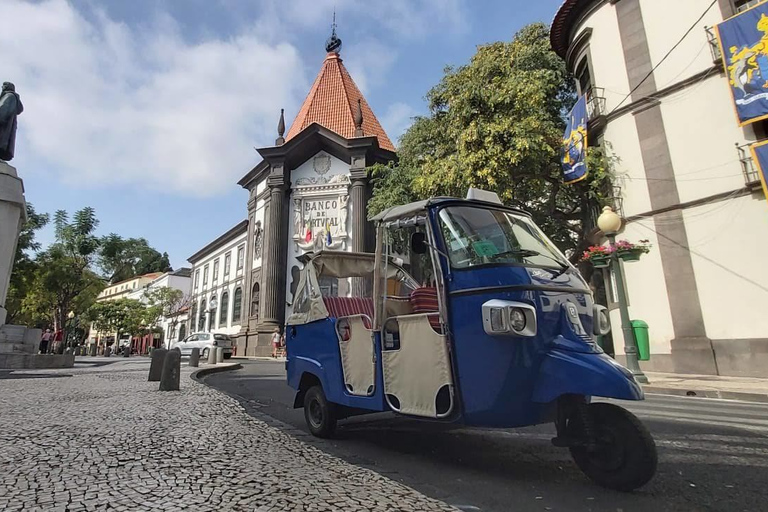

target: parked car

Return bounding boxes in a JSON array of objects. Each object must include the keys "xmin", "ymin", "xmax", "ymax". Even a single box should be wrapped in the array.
[{"xmin": 171, "ymin": 332, "xmax": 233, "ymax": 359}]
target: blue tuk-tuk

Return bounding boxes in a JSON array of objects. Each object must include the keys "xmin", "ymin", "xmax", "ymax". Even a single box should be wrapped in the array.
[{"xmin": 286, "ymin": 190, "xmax": 657, "ymax": 491}]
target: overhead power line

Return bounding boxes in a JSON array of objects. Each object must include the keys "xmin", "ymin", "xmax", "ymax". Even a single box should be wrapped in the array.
[{"xmin": 608, "ymin": 0, "xmax": 718, "ymax": 115}]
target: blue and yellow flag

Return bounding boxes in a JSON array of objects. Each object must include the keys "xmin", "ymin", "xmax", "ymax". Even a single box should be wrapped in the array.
[
  {"xmin": 562, "ymin": 95, "xmax": 588, "ymax": 184},
  {"xmin": 716, "ymin": 2, "xmax": 768, "ymax": 126},
  {"xmin": 749, "ymin": 139, "xmax": 768, "ymax": 200}
]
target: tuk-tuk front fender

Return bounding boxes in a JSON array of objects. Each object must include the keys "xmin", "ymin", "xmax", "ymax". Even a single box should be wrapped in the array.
[{"xmin": 532, "ymin": 346, "xmax": 644, "ymax": 404}]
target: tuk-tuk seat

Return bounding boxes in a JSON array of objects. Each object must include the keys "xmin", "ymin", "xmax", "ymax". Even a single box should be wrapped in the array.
[
  {"xmin": 323, "ymin": 296, "xmax": 374, "ymax": 327},
  {"xmin": 409, "ymin": 287, "xmax": 442, "ymax": 332}
]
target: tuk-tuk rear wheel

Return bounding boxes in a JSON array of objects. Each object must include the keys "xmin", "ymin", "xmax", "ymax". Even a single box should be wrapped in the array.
[
  {"xmin": 303, "ymin": 385, "xmax": 337, "ymax": 438},
  {"xmin": 568, "ymin": 402, "xmax": 657, "ymax": 492}
]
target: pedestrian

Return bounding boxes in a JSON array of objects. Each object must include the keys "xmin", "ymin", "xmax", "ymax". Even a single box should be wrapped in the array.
[
  {"xmin": 271, "ymin": 327, "xmax": 281, "ymax": 358},
  {"xmin": 52, "ymin": 329, "xmax": 63, "ymax": 354},
  {"xmin": 279, "ymin": 330, "xmax": 286, "ymax": 358},
  {"xmin": 39, "ymin": 329, "xmax": 52, "ymax": 354}
]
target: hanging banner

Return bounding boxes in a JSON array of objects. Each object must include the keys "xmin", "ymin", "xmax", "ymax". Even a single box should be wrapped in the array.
[
  {"xmin": 715, "ymin": 2, "xmax": 768, "ymax": 126},
  {"xmin": 562, "ymin": 95, "xmax": 588, "ymax": 184},
  {"xmin": 749, "ymin": 139, "xmax": 768, "ymax": 199}
]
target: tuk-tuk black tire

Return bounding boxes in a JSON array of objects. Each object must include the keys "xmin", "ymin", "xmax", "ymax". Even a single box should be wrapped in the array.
[
  {"xmin": 568, "ymin": 402, "xmax": 657, "ymax": 492},
  {"xmin": 303, "ymin": 385, "xmax": 337, "ymax": 438}
]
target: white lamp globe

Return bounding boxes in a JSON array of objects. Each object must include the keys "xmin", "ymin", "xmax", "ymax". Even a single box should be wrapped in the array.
[{"xmin": 597, "ymin": 206, "xmax": 622, "ymax": 234}]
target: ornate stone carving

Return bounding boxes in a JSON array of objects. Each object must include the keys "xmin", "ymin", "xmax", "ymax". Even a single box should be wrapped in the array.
[
  {"xmin": 253, "ymin": 221, "xmax": 263, "ymax": 258},
  {"xmin": 313, "ymin": 154, "xmax": 331, "ymax": 176}
]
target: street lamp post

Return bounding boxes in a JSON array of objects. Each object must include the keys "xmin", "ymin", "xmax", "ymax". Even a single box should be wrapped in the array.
[{"xmin": 597, "ymin": 206, "xmax": 649, "ymax": 384}]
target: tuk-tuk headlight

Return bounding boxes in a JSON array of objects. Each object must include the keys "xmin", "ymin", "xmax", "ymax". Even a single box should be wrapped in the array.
[
  {"xmin": 509, "ymin": 308, "xmax": 527, "ymax": 332},
  {"xmin": 593, "ymin": 305, "xmax": 611, "ymax": 335},
  {"xmin": 482, "ymin": 300, "xmax": 536, "ymax": 337}
]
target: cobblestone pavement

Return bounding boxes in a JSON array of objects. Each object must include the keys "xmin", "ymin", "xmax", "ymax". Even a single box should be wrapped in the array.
[{"xmin": 0, "ymin": 361, "xmax": 457, "ymax": 511}]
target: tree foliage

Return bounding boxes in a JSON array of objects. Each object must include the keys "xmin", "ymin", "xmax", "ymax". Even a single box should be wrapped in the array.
[
  {"xmin": 4, "ymin": 203, "xmax": 49, "ymax": 325},
  {"xmin": 99, "ymin": 234, "xmax": 172, "ymax": 284},
  {"xmin": 144, "ymin": 287, "xmax": 190, "ymax": 340},
  {"xmin": 84, "ymin": 298, "xmax": 148, "ymax": 341},
  {"xmin": 369, "ymin": 23, "xmax": 613, "ymax": 257}
]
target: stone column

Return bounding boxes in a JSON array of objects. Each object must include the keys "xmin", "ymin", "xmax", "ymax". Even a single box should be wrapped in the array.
[
  {"xmin": 349, "ymin": 153, "xmax": 370, "ymax": 296},
  {"xmin": 0, "ymin": 161, "xmax": 25, "ymax": 326},
  {"xmin": 262, "ymin": 163, "xmax": 289, "ymax": 326}
]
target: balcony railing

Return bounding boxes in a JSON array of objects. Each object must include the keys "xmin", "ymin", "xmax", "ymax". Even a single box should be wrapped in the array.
[
  {"xmin": 737, "ymin": 142, "xmax": 761, "ymax": 185},
  {"xmin": 705, "ymin": 26, "xmax": 722, "ymax": 64},
  {"xmin": 585, "ymin": 87, "xmax": 606, "ymax": 120}
]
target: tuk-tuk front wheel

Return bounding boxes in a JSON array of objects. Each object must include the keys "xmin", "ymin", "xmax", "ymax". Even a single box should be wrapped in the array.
[
  {"xmin": 304, "ymin": 385, "xmax": 337, "ymax": 438},
  {"xmin": 568, "ymin": 402, "xmax": 657, "ymax": 492}
]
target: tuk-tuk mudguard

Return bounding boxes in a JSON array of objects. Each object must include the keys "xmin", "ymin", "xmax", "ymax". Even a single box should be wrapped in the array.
[{"xmin": 532, "ymin": 347, "xmax": 644, "ymax": 404}]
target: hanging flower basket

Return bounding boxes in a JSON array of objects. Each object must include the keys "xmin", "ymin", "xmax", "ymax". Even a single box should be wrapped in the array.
[
  {"xmin": 614, "ymin": 239, "xmax": 652, "ymax": 263},
  {"xmin": 590, "ymin": 255, "xmax": 610, "ymax": 268},
  {"xmin": 581, "ymin": 245, "xmax": 613, "ymax": 267}
]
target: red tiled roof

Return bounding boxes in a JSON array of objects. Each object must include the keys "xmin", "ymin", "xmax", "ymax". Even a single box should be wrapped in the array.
[{"xmin": 285, "ymin": 52, "xmax": 396, "ymax": 152}]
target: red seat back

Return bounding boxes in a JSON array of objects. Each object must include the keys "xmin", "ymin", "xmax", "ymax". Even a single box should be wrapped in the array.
[{"xmin": 323, "ymin": 296, "xmax": 374, "ymax": 320}]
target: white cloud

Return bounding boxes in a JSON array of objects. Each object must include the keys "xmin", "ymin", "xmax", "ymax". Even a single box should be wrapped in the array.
[
  {"xmin": 380, "ymin": 102, "xmax": 419, "ymax": 146},
  {"xmin": 1, "ymin": 0, "xmax": 309, "ymax": 196}
]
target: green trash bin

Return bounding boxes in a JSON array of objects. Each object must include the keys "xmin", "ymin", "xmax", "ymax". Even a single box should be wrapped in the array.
[{"xmin": 631, "ymin": 319, "xmax": 650, "ymax": 361}]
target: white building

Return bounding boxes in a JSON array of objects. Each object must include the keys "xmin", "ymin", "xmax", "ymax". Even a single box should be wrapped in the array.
[
  {"xmin": 551, "ymin": 0, "xmax": 768, "ymax": 376},
  {"xmin": 187, "ymin": 221, "xmax": 248, "ymax": 352},
  {"xmin": 125, "ymin": 268, "xmax": 192, "ymax": 349}
]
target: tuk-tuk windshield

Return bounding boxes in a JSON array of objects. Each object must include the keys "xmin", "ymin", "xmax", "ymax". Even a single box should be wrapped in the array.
[{"xmin": 438, "ymin": 206, "xmax": 568, "ymax": 269}]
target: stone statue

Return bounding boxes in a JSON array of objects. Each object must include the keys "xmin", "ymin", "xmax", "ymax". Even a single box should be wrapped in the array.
[
  {"xmin": 293, "ymin": 198, "xmax": 302, "ymax": 238},
  {"xmin": 339, "ymin": 195, "xmax": 349, "ymax": 235},
  {"xmin": 0, "ymin": 82, "xmax": 23, "ymax": 162}
]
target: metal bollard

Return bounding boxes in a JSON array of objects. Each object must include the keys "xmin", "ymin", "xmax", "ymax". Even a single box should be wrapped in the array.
[
  {"xmin": 123, "ymin": 345, "xmax": 130, "ymax": 357},
  {"xmin": 216, "ymin": 347, "xmax": 224, "ymax": 363},
  {"xmin": 207, "ymin": 347, "xmax": 217, "ymax": 365},
  {"xmin": 148, "ymin": 348, "xmax": 168, "ymax": 382},
  {"xmin": 159, "ymin": 349, "xmax": 181, "ymax": 391},
  {"xmin": 89, "ymin": 344, "xmax": 97, "ymax": 357},
  {"xmin": 104, "ymin": 346, "xmax": 111, "ymax": 357},
  {"xmin": 189, "ymin": 348, "xmax": 200, "ymax": 367}
]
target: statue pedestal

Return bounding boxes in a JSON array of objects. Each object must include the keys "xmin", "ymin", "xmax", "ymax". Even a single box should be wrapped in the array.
[
  {"xmin": 0, "ymin": 160, "xmax": 25, "ymax": 325},
  {"xmin": 0, "ymin": 324, "xmax": 75, "ymax": 369}
]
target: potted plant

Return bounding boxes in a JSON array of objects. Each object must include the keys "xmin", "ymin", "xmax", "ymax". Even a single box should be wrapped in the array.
[
  {"xmin": 614, "ymin": 239, "xmax": 652, "ymax": 263},
  {"xmin": 581, "ymin": 245, "xmax": 613, "ymax": 268}
]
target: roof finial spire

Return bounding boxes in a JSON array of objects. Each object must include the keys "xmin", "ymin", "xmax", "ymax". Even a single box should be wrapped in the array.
[
  {"xmin": 325, "ymin": 8, "xmax": 342, "ymax": 54},
  {"xmin": 276, "ymin": 108, "xmax": 285, "ymax": 145},
  {"xmin": 354, "ymin": 98, "xmax": 364, "ymax": 136}
]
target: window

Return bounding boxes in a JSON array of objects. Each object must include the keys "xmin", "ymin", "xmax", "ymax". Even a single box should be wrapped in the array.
[
  {"xmin": 224, "ymin": 252, "xmax": 231, "ymax": 277},
  {"xmin": 213, "ymin": 259, "xmax": 220, "ymax": 282},
  {"xmin": 194, "ymin": 269, "xmax": 200, "ymax": 289},
  {"xmin": 190, "ymin": 302, "xmax": 197, "ymax": 329},
  {"xmin": 178, "ymin": 324, "xmax": 186, "ymax": 341},
  {"xmin": 199, "ymin": 333, "xmax": 211, "ymax": 341},
  {"xmin": 251, "ymin": 283, "xmax": 260, "ymax": 321},
  {"xmin": 237, "ymin": 245, "xmax": 245, "ymax": 270},
  {"xmin": 232, "ymin": 287, "xmax": 243, "ymax": 323},
  {"xmin": 198, "ymin": 299, "xmax": 206, "ymax": 331},
  {"xmin": 167, "ymin": 324, "xmax": 173, "ymax": 340},
  {"xmin": 318, "ymin": 276, "xmax": 339, "ymax": 297},
  {"xmin": 203, "ymin": 265, "xmax": 209, "ymax": 288},
  {"xmin": 209, "ymin": 294, "xmax": 218, "ymax": 329},
  {"xmin": 574, "ymin": 56, "xmax": 593, "ymax": 96},
  {"xmin": 219, "ymin": 291, "xmax": 229, "ymax": 326},
  {"xmin": 438, "ymin": 206, "xmax": 568, "ymax": 270}
]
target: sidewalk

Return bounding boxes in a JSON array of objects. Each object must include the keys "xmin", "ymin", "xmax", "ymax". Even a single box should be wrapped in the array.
[
  {"xmin": 643, "ymin": 371, "xmax": 768, "ymax": 402},
  {"xmin": 0, "ymin": 360, "xmax": 456, "ymax": 511}
]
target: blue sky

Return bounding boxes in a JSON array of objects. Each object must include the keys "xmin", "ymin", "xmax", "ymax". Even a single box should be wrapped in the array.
[{"xmin": 2, "ymin": 0, "xmax": 561, "ymax": 269}]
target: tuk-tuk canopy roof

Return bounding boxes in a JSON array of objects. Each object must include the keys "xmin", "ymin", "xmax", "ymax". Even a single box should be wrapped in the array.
[
  {"xmin": 370, "ymin": 197, "xmax": 531, "ymax": 223},
  {"xmin": 303, "ymin": 250, "xmax": 377, "ymax": 278}
]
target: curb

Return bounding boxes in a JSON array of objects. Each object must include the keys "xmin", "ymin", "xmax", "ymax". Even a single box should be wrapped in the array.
[
  {"xmin": 190, "ymin": 363, "xmax": 242, "ymax": 381},
  {"xmin": 643, "ymin": 385, "xmax": 768, "ymax": 403}
]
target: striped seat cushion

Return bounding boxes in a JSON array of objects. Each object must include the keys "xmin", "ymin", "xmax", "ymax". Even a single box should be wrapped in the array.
[
  {"xmin": 323, "ymin": 296, "xmax": 375, "ymax": 322},
  {"xmin": 409, "ymin": 287, "xmax": 442, "ymax": 332}
]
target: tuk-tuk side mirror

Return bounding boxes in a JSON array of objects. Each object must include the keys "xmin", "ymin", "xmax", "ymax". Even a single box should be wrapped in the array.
[{"xmin": 411, "ymin": 232, "xmax": 428, "ymax": 254}]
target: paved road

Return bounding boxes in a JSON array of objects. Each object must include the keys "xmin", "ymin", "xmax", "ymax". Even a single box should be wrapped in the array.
[{"xmin": 205, "ymin": 360, "xmax": 768, "ymax": 512}]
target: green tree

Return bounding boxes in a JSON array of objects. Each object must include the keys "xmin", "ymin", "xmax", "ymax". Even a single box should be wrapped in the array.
[
  {"xmin": 99, "ymin": 235, "xmax": 172, "ymax": 284},
  {"xmin": 369, "ymin": 23, "xmax": 613, "ymax": 259},
  {"xmin": 144, "ymin": 287, "xmax": 190, "ymax": 342},
  {"xmin": 24, "ymin": 207, "xmax": 104, "ymax": 335},
  {"xmin": 4, "ymin": 203, "xmax": 49, "ymax": 325},
  {"xmin": 84, "ymin": 298, "xmax": 147, "ymax": 346}
]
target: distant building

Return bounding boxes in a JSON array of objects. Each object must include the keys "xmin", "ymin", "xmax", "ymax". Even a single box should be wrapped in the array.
[
  {"xmin": 551, "ymin": 0, "xmax": 768, "ymax": 377},
  {"xmin": 188, "ymin": 32, "xmax": 395, "ymax": 356}
]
